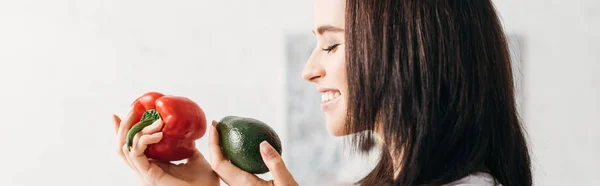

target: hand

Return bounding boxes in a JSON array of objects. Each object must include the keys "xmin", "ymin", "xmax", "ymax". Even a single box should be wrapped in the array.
[
  {"xmin": 208, "ymin": 121, "xmax": 299, "ymax": 186},
  {"xmin": 113, "ymin": 108, "xmax": 220, "ymax": 186}
]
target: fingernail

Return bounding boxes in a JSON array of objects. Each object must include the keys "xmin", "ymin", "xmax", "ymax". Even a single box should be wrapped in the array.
[
  {"xmin": 153, "ymin": 132, "xmax": 163, "ymax": 137},
  {"xmin": 260, "ymin": 141, "xmax": 277, "ymax": 159},
  {"xmin": 212, "ymin": 120, "xmax": 217, "ymax": 127}
]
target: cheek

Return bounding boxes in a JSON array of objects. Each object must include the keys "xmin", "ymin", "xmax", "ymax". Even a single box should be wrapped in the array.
[
  {"xmin": 325, "ymin": 48, "xmax": 347, "ymax": 87},
  {"xmin": 325, "ymin": 48, "xmax": 350, "ymax": 136}
]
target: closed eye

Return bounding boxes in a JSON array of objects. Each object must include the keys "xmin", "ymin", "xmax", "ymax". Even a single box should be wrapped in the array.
[{"xmin": 322, "ymin": 44, "xmax": 341, "ymax": 54}]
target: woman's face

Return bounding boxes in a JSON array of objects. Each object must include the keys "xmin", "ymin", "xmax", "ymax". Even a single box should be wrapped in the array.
[{"xmin": 302, "ymin": 0, "xmax": 348, "ymax": 136}]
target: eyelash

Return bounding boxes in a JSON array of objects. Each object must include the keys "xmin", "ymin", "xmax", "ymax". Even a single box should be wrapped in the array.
[{"xmin": 322, "ymin": 44, "xmax": 340, "ymax": 54}]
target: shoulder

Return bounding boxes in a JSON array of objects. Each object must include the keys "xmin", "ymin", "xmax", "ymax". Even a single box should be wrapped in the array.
[{"xmin": 442, "ymin": 172, "xmax": 500, "ymax": 186}]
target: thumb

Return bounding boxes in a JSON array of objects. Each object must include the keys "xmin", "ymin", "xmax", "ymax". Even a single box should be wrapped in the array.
[
  {"xmin": 113, "ymin": 114, "xmax": 121, "ymax": 133},
  {"xmin": 260, "ymin": 141, "xmax": 296, "ymax": 185}
]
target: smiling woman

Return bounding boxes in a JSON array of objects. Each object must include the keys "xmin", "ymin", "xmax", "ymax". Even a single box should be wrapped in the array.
[
  {"xmin": 305, "ymin": 0, "xmax": 532, "ymax": 185},
  {"xmin": 113, "ymin": 0, "xmax": 532, "ymax": 185}
]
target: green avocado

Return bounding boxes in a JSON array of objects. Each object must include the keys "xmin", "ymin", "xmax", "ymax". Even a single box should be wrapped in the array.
[{"xmin": 216, "ymin": 116, "xmax": 282, "ymax": 174}]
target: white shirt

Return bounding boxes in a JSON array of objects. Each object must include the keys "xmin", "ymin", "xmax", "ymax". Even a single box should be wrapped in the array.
[{"xmin": 442, "ymin": 172, "xmax": 499, "ymax": 186}]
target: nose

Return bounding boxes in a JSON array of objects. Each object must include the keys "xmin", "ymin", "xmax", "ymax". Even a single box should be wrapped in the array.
[{"xmin": 302, "ymin": 50, "xmax": 325, "ymax": 83}]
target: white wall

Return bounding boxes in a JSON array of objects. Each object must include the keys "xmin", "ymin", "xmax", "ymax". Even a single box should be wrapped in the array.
[
  {"xmin": 0, "ymin": 0, "xmax": 598, "ymax": 186},
  {"xmin": 0, "ymin": 1, "xmax": 313, "ymax": 186},
  {"xmin": 493, "ymin": 0, "xmax": 600, "ymax": 185}
]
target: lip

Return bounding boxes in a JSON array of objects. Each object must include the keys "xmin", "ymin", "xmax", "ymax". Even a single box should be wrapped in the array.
[
  {"xmin": 321, "ymin": 95, "xmax": 341, "ymax": 111},
  {"xmin": 318, "ymin": 87, "xmax": 340, "ymax": 93}
]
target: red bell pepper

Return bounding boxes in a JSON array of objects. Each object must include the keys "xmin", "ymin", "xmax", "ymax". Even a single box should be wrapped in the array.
[{"xmin": 126, "ymin": 92, "xmax": 207, "ymax": 162}]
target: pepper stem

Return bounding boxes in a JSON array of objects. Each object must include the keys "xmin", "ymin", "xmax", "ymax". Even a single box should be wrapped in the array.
[{"xmin": 126, "ymin": 109, "xmax": 162, "ymax": 151}]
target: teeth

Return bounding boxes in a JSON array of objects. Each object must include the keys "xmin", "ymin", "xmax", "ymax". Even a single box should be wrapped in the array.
[{"xmin": 321, "ymin": 90, "xmax": 341, "ymax": 103}]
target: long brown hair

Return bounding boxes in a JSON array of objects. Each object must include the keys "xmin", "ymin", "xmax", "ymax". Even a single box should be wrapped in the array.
[{"xmin": 344, "ymin": 0, "xmax": 532, "ymax": 185}]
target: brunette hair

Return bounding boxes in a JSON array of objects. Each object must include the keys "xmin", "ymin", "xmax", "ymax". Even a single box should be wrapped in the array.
[{"xmin": 344, "ymin": 0, "xmax": 532, "ymax": 185}]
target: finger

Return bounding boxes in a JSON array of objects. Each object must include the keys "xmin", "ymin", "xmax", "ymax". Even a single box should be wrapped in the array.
[
  {"xmin": 122, "ymin": 144, "xmax": 138, "ymax": 173},
  {"xmin": 208, "ymin": 120, "xmax": 259, "ymax": 185},
  {"xmin": 260, "ymin": 141, "xmax": 297, "ymax": 185},
  {"xmin": 132, "ymin": 132, "xmax": 142, "ymax": 152},
  {"xmin": 130, "ymin": 132, "xmax": 163, "ymax": 175},
  {"xmin": 113, "ymin": 114, "xmax": 121, "ymax": 133},
  {"xmin": 118, "ymin": 107, "xmax": 137, "ymax": 152},
  {"xmin": 208, "ymin": 121, "xmax": 224, "ymax": 162},
  {"xmin": 123, "ymin": 144, "xmax": 147, "ymax": 185},
  {"xmin": 131, "ymin": 119, "xmax": 163, "ymax": 150},
  {"xmin": 118, "ymin": 146, "xmax": 135, "ymax": 170},
  {"xmin": 114, "ymin": 114, "xmax": 135, "ymax": 170},
  {"xmin": 141, "ymin": 118, "xmax": 163, "ymax": 134},
  {"xmin": 113, "ymin": 114, "xmax": 127, "ymax": 161}
]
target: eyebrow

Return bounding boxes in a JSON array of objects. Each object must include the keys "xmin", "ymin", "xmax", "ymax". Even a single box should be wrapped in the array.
[{"xmin": 313, "ymin": 25, "xmax": 344, "ymax": 35}]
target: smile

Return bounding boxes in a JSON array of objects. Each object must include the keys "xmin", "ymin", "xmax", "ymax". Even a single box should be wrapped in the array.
[{"xmin": 321, "ymin": 90, "xmax": 341, "ymax": 103}]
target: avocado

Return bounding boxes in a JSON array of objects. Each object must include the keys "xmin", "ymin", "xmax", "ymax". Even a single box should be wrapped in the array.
[{"xmin": 216, "ymin": 116, "xmax": 282, "ymax": 174}]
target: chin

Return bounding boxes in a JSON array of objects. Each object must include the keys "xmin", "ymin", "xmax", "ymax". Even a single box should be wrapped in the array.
[{"xmin": 325, "ymin": 119, "xmax": 347, "ymax": 136}]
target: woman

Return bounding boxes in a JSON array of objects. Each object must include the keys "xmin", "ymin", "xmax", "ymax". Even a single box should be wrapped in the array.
[{"xmin": 113, "ymin": 0, "xmax": 533, "ymax": 185}]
